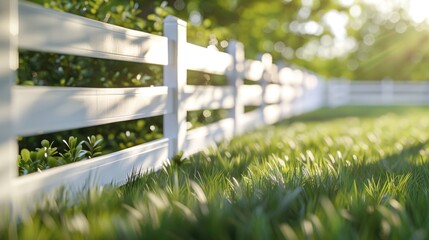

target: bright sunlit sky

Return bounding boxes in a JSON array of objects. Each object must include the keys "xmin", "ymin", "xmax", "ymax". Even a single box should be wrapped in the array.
[
  {"xmin": 404, "ymin": 0, "xmax": 429, "ymax": 24},
  {"xmin": 301, "ymin": 0, "xmax": 429, "ymax": 60},
  {"xmin": 256, "ymin": 0, "xmax": 429, "ymax": 61},
  {"xmin": 361, "ymin": 0, "xmax": 429, "ymax": 24}
]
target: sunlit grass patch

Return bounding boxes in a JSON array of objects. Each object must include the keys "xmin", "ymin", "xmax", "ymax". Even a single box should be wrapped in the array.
[{"xmin": 4, "ymin": 106, "xmax": 429, "ymax": 239}]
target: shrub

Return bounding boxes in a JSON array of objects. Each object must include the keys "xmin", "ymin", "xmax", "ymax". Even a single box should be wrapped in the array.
[{"xmin": 18, "ymin": 135, "xmax": 103, "ymax": 175}]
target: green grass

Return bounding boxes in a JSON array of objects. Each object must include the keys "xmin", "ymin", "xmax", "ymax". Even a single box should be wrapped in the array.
[{"xmin": 3, "ymin": 106, "xmax": 429, "ymax": 239}]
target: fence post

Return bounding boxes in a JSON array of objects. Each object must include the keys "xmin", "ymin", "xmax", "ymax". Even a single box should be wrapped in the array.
[
  {"xmin": 276, "ymin": 62, "xmax": 290, "ymax": 118},
  {"xmin": 0, "ymin": 0, "xmax": 18, "ymax": 203},
  {"xmin": 258, "ymin": 53, "xmax": 272, "ymax": 124},
  {"xmin": 273, "ymin": 64, "xmax": 286, "ymax": 118},
  {"xmin": 226, "ymin": 41, "xmax": 244, "ymax": 135},
  {"xmin": 163, "ymin": 16, "xmax": 187, "ymax": 159}
]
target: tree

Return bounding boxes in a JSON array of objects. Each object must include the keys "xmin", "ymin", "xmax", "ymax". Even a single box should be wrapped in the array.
[{"xmin": 345, "ymin": 2, "xmax": 429, "ymax": 80}]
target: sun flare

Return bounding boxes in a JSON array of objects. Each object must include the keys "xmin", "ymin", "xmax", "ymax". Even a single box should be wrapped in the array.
[{"xmin": 408, "ymin": 0, "xmax": 429, "ymax": 24}]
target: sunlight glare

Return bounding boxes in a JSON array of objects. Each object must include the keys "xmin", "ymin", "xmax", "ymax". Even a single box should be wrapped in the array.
[{"xmin": 408, "ymin": 0, "xmax": 429, "ymax": 24}]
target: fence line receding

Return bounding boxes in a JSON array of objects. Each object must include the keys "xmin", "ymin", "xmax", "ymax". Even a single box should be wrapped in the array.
[{"xmin": 1, "ymin": 2, "xmax": 324, "ymax": 205}]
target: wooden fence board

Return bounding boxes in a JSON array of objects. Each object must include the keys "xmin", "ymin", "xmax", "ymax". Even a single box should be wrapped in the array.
[
  {"xmin": 14, "ymin": 86, "xmax": 171, "ymax": 136},
  {"xmin": 19, "ymin": 2, "xmax": 168, "ymax": 65}
]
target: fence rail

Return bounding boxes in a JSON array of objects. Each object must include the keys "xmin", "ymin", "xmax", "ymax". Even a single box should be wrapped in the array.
[
  {"xmin": 1, "ymin": 1, "xmax": 324, "ymax": 206},
  {"xmin": 328, "ymin": 80, "xmax": 429, "ymax": 106},
  {"xmin": 19, "ymin": 3, "xmax": 169, "ymax": 64},
  {"xmin": 13, "ymin": 86, "xmax": 172, "ymax": 136}
]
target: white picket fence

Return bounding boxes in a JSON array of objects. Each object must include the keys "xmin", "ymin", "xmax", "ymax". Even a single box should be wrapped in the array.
[{"xmin": 0, "ymin": 2, "xmax": 324, "ymax": 205}]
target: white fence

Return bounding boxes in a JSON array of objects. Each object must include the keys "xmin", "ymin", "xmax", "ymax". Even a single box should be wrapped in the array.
[
  {"xmin": 328, "ymin": 80, "xmax": 429, "ymax": 106},
  {"xmin": 0, "ymin": 2, "xmax": 324, "ymax": 205}
]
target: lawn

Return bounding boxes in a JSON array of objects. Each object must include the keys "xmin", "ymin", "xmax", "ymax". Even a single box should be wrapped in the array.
[{"xmin": 3, "ymin": 106, "xmax": 429, "ymax": 239}]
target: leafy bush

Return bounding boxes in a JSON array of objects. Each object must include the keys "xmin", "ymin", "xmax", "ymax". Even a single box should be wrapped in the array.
[
  {"xmin": 18, "ymin": 135, "xmax": 103, "ymax": 175},
  {"xmin": 84, "ymin": 135, "xmax": 104, "ymax": 159},
  {"xmin": 18, "ymin": 51, "xmax": 163, "ymax": 88}
]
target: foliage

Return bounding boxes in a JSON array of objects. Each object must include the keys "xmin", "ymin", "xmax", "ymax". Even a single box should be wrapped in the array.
[
  {"xmin": 345, "ymin": 3, "xmax": 429, "ymax": 80},
  {"xmin": 18, "ymin": 140, "xmax": 59, "ymax": 175},
  {"xmin": 29, "ymin": 0, "xmax": 173, "ymax": 33},
  {"xmin": 187, "ymin": 71, "xmax": 227, "ymax": 86},
  {"xmin": 5, "ymin": 106, "xmax": 429, "ymax": 239},
  {"xmin": 84, "ymin": 135, "xmax": 104, "ymax": 159},
  {"xmin": 59, "ymin": 136, "xmax": 87, "ymax": 163},
  {"xmin": 18, "ymin": 51, "xmax": 163, "ymax": 87},
  {"xmin": 18, "ymin": 117, "xmax": 163, "ymax": 170},
  {"xmin": 187, "ymin": 109, "xmax": 229, "ymax": 130},
  {"xmin": 18, "ymin": 135, "xmax": 103, "ymax": 175}
]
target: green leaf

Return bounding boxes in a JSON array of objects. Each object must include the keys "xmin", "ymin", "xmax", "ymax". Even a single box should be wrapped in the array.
[
  {"xmin": 93, "ymin": 138, "xmax": 103, "ymax": 147},
  {"xmin": 36, "ymin": 150, "xmax": 45, "ymax": 160},
  {"xmin": 48, "ymin": 157, "xmax": 59, "ymax": 167},
  {"xmin": 116, "ymin": 5, "xmax": 124, "ymax": 13},
  {"xmin": 62, "ymin": 139, "xmax": 70, "ymax": 149},
  {"xmin": 76, "ymin": 145, "xmax": 82, "ymax": 153},
  {"xmin": 77, "ymin": 150, "xmax": 88, "ymax": 159},
  {"xmin": 172, "ymin": 151, "xmax": 186, "ymax": 166},
  {"xmin": 21, "ymin": 149, "xmax": 31, "ymax": 162},
  {"xmin": 41, "ymin": 139, "xmax": 50, "ymax": 148}
]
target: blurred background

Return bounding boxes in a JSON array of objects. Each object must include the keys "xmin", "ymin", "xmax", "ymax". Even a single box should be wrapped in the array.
[{"xmin": 26, "ymin": 0, "xmax": 429, "ymax": 81}]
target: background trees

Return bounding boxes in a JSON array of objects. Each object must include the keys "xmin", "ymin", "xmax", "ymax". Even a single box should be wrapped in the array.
[{"xmin": 24, "ymin": 0, "xmax": 429, "ymax": 81}]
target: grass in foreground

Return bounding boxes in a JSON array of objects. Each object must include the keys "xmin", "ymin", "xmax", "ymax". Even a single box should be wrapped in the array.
[{"xmin": 3, "ymin": 106, "xmax": 429, "ymax": 239}]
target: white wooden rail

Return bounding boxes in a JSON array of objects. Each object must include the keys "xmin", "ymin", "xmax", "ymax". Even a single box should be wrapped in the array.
[
  {"xmin": 19, "ymin": 3, "xmax": 169, "ymax": 65},
  {"xmin": 0, "ymin": 2, "xmax": 324, "ymax": 206},
  {"xmin": 327, "ymin": 80, "xmax": 429, "ymax": 106},
  {"xmin": 13, "ymin": 86, "xmax": 172, "ymax": 136}
]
